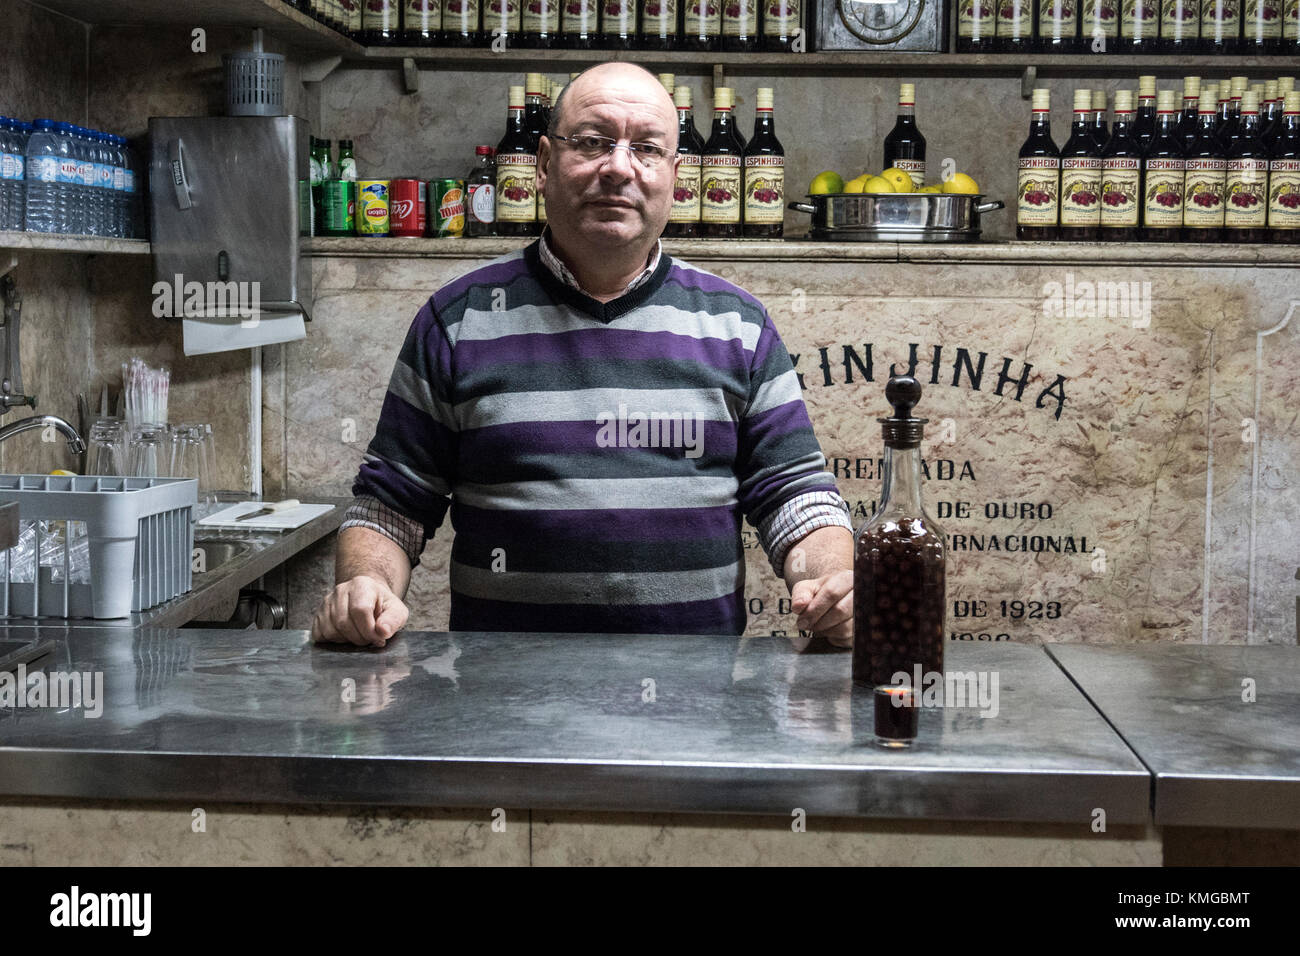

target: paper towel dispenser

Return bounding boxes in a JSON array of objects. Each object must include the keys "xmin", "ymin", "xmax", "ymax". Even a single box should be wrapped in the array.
[{"xmin": 148, "ymin": 115, "xmax": 312, "ymax": 354}]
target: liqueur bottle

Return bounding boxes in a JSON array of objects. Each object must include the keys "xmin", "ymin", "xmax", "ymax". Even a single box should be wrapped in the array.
[
  {"xmin": 483, "ymin": 0, "xmax": 522, "ymax": 45},
  {"xmin": 1183, "ymin": 89, "xmax": 1227, "ymax": 243},
  {"xmin": 956, "ymin": 0, "xmax": 997, "ymax": 50},
  {"xmin": 1287, "ymin": 0, "xmax": 1300, "ymax": 52},
  {"xmin": 402, "ymin": 0, "xmax": 440, "ymax": 42},
  {"xmin": 495, "ymin": 85, "xmax": 537, "ymax": 237},
  {"xmin": 524, "ymin": 74, "xmax": 548, "ymax": 230},
  {"xmin": 1261, "ymin": 80, "xmax": 1281, "ymax": 142},
  {"xmin": 852, "ymin": 376, "xmax": 946, "ymax": 693},
  {"xmin": 562, "ymin": 0, "xmax": 598, "ymax": 47},
  {"xmin": 442, "ymin": 0, "xmax": 481, "ymax": 45},
  {"xmin": 1100, "ymin": 89, "xmax": 1142, "ymax": 240},
  {"xmin": 721, "ymin": 0, "xmax": 759, "ymax": 49},
  {"xmin": 465, "ymin": 145, "xmax": 497, "ymax": 238},
  {"xmin": 1177, "ymin": 76, "xmax": 1202, "ymax": 153},
  {"xmin": 1090, "ymin": 89, "xmax": 1109, "ymax": 150},
  {"xmin": 883, "ymin": 83, "xmax": 926, "ymax": 190},
  {"xmin": 1080, "ymin": 0, "xmax": 1121, "ymax": 50},
  {"xmin": 1017, "ymin": 88, "xmax": 1061, "ymax": 241},
  {"xmin": 1133, "ymin": 75, "xmax": 1157, "ymax": 151},
  {"xmin": 666, "ymin": 86, "xmax": 705, "ymax": 239},
  {"xmin": 1037, "ymin": 0, "xmax": 1081, "ymax": 50},
  {"xmin": 1243, "ymin": 0, "xmax": 1283, "ymax": 52},
  {"xmin": 700, "ymin": 87, "xmax": 744, "ymax": 239},
  {"xmin": 1141, "ymin": 90, "xmax": 1187, "ymax": 242},
  {"xmin": 521, "ymin": 0, "xmax": 559, "ymax": 46},
  {"xmin": 1061, "ymin": 88, "xmax": 1104, "ymax": 241},
  {"xmin": 364, "ymin": 0, "xmax": 400, "ymax": 42},
  {"xmin": 683, "ymin": 0, "xmax": 722, "ymax": 49},
  {"xmin": 725, "ymin": 87, "xmax": 747, "ymax": 150},
  {"xmin": 600, "ymin": 0, "xmax": 637, "ymax": 49},
  {"xmin": 1218, "ymin": 77, "xmax": 1247, "ymax": 152},
  {"xmin": 1267, "ymin": 92, "xmax": 1300, "ymax": 242},
  {"xmin": 1160, "ymin": 0, "xmax": 1200, "ymax": 49},
  {"xmin": 742, "ymin": 87, "xmax": 785, "ymax": 238},
  {"xmin": 762, "ymin": 0, "xmax": 802, "ymax": 51},
  {"xmin": 1224, "ymin": 91, "xmax": 1270, "ymax": 243},
  {"xmin": 997, "ymin": 0, "xmax": 1035, "ymax": 51},
  {"xmin": 1119, "ymin": 0, "xmax": 1158, "ymax": 50},
  {"xmin": 1201, "ymin": 0, "xmax": 1241, "ymax": 52},
  {"xmin": 640, "ymin": 0, "xmax": 679, "ymax": 48}
]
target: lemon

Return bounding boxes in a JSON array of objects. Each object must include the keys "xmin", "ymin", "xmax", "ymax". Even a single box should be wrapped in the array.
[
  {"xmin": 50, "ymin": 469, "xmax": 77, "ymax": 476},
  {"xmin": 880, "ymin": 167, "xmax": 914, "ymax": 192},
  {"xmin": 862, "ymin": 176, "xmax": 896, "ymax": 194},
  {"xmin": 809, "ymin": 171, "xmax": 845, "ymax": 195},
  {"xmin": 919, "ymin": 184, "xmax": 943, "ymax": 194},
  {"xmin": 843, "ymin": 175, "xmax": 871, "ymax": 194},
  {"xmin": 942, "ymin": 173, "xmax": 980, "ymax": 195}
]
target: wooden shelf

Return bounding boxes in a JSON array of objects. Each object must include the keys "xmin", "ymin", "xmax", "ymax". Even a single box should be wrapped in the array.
[
  {"xmin": 28, "ymin": 0, "xmax": 362, "ymax": 55},
  {"xmin": 0, "ymin": 231, "xmax": 150, "ymax": 256}
]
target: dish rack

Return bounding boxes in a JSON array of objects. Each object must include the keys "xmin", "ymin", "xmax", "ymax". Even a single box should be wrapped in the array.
[{"xmin": 0, "ymin": 475, "xmax": 197, "ymax": 620}]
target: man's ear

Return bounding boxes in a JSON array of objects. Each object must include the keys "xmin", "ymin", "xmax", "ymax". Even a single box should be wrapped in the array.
[{"xmin": 537, "ymin": 134, "xmax": 550, "ymax": 191}]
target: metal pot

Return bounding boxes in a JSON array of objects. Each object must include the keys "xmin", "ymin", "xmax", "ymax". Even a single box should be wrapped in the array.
[{"xmin": 788, "ymin": 193, "xmax": 1005, "ymax": 242}]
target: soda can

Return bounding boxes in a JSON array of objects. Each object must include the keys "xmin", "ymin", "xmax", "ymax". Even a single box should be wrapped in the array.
[
  {"xmin": 356, "ymin": 180, "xmax": 390, "ymax": 236},
  {"xmin": 389, "ymin": 178, "xmax": 426, "ymax": 237},
  {"xmin": 321, "ymin": 180, "xmax": 355, "ymax": 236},
  {"xmin": 430, "ymin": 179, "xmax": 466, "ymax": 237}
]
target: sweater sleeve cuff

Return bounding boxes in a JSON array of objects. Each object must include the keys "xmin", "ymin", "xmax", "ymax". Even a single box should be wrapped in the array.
[
  {"xmin": 340, "ymin": 494, "xmax": 427, "ymax": 568},
  {"xmin": 756, "ymin": 491, "xmax": 854, "ymax": 576}
]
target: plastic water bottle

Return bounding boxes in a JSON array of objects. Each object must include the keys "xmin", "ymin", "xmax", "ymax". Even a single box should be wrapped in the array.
[
  {"xmin": 122, "ymin": 139, "xmax": 139, "ymax": 239},
  {"xmin": 82, "ymin": 127, "xmax": 101, "ymax": 235},
  {"xmin": 113, "ymin": 135, "xmax": 129, "ymax": 238},
  {"xmin": 97, "ymin": 133, "xmax": 117, "ymax": 238},
  {"xmin": 54, "ymin": 122, "xmax": 80, "ymax": 233},
  {"xmin": 24, "ymin": 119, "xmax": 60, "ymax": 233},
  {"xmin": 11, "ymin": 122, "xmax": 30, "ymax": 231},
  {"xmin": 0, "ymin": 117, "xmax": 12, "ymax": 230}
]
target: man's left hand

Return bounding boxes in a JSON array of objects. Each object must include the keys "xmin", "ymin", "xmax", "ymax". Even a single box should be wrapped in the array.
[{"xmin": 790, "ymin": 570, "xmax": 854, "ymax": 647}]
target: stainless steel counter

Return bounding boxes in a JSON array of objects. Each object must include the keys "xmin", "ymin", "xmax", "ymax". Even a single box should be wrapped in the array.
[
  {"xmin": 0, "ymin": 629, "xmax": 1150, "ymax": 823},
  {"xmin": 1048, "ymin": 644, "xmax": 1300, "ymax": 830}
]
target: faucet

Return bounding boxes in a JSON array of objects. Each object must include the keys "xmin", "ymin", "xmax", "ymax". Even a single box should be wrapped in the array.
[{"xmin": 0, "ymin": 414, "xmax": 87, "ymax": 456}]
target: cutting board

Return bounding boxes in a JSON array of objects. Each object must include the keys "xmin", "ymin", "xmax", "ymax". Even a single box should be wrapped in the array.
[{"xmin": 197, "ymin": 501, "xmax": 335, "ymax": 532}]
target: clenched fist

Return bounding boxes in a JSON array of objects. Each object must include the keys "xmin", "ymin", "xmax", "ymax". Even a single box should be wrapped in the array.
[
  {"xmin": 790, "ymin": 569, "xmax": 854, "ymax": 647},
  {"xmin": 311, "ymin": 575, "xmax": 409, "ymax": 647}
]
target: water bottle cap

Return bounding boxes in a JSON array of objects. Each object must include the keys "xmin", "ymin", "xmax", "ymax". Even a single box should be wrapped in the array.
[{"xmin": 35, "ymin": 119, "xmax": 56, "ymax": 129}]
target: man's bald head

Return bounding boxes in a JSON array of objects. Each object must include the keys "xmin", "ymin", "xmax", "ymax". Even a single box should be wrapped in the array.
[{"xmin": 547, "ymin": 63, "xmax": 678, "ymax": 152}]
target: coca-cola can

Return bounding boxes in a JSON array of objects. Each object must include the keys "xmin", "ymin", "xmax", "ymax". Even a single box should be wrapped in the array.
[{"xmin": 389, "ymin": 178, "xmax": 426, "ymax": 237}]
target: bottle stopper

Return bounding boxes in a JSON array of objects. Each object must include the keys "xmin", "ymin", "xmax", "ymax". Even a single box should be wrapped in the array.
[{"xmin": 879, "ymin": 375, "xmax": 927, "ymax": 449}]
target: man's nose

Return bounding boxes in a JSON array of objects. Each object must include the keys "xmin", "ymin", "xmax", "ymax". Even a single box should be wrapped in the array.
[{"xmin": 598, "ymin": 143, "xmax": 637, "ymax": 180}]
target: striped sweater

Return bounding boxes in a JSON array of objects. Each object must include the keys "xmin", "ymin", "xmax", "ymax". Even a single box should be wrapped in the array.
[{"xmin": 346, "ymin": 236, "xmax": 849, "ymax": 635}]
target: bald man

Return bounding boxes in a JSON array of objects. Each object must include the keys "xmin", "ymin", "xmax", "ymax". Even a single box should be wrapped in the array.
[{"xmin": 314, "ymin": 63, "xmax": 854, "ymax": 647}]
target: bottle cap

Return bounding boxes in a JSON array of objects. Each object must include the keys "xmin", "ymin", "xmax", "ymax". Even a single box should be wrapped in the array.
[
  {"xmin": 1138, "ymin": 75, "xmax": 1156, "ymax": 96},
  {"xmin": 1241, "ymin": 91, "xmax": 1259, "ymax": 114},
  {"xmin": 658, "ymin": 74, "xmax": 675, "ymax": 96},
  {"xmin": 1156, "ymin": 90, "xmax": 1176, "ymax": 112},
  {"xmin": 1204, "ymin": 81, "xmax": 1219, "ymax": 100},
  {"xmin": 1183, "ymin": 76, "xmax": 1201, "ymax": 97},
  {"xmin": 714, "ymin": 88, "xmax": 730, "ymax": 111},
  {"xmin": 756, "ymin": 88, "xmax": 774, "ymax": 110},
  {"xmin": 1286, "ymin": 92, "xmax": 1300, "ymax": 113},
  {"xmin": 1198, "ymin": 90, "xmax": 1217, "ymax": 114},
  {"xmin": 1091, "ymin": 89, "xmax": 1107, "ymax": 111},
  {"xmin": 674, "ymin": 86, "xmax": 693, "ymax": 108},
  {"xmin": 525, "ymin": 73, "xmax": 545, "ymax": 96},
  {"xmin": 1265, "ymin": 80, "xmax": 1279, "ymax": 100},
  {"xmin": 1280, "ymin": 77, "xmax": 1296, "ymax": 95},
  {"xmin": 1031, "ymin": 88, "xmax": 1051, "ymax": 111},
  {"xmin": 879, "ymin": 376, "xmax": 927, "ymax": 450},
  {"xmin": 508, "ymin": 85, "xmax": 525, "ymax": 109},
  {"xmin": 899, "ymin": 82, "xmax": 915, "ymax": 104},
  {"xmin": 1250, "ymin": 83, "xmax": 1264, "ymax": 101},
  {"xmin": 476, "ymin": 145, "xmax": 493, "ymax": 155},
  {"xmin": 1073, "ymin": 89, "xmax": 1092, "ymax": 112},
  {"xmin": 1230, "ymin": 77, "xmax": 1247, "ymax": 99},
  {"xmin": 1114, "ymin": 90, "xmax": 1134, "ymax": 112},
  {"xmin": 723, "ymin": 87, "xmax": 736, "ymax": 108}
]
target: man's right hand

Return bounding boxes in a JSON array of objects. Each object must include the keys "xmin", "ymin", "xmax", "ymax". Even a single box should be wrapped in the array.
[{"xmin": 311, "ymin": 575, "xmax": 409, "ymax": 647}]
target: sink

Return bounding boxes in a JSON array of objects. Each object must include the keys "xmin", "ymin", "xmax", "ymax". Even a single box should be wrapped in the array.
[{"xmin": 192, "ymin": 539, "xmax": 252, "ymax": 575}]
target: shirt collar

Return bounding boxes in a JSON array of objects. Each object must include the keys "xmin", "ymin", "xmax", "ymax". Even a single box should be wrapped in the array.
[{"xmin": 538, "ymin": 227, "xmax": 662, "ymax": 300}]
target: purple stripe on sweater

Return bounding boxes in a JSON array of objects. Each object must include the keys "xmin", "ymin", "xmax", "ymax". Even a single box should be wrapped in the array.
[
  {"xmin": 454, "ymin": 327, "xmax": 748, "ymax": 373},
  {"xmin": 665, "ymin": 264, "xmax": 767, "ymax": 312},
  {"xmin": 450, "ymin": 501, "xmax": 742, "ymax": 542},
  {"xmin": 742, "ymin": 399, "xmax": 815, "ymax": 442},
  {"xmin": 449, "ymin": 589, "xmax": 746, "ymax": 635},
  {"xmin": 433, "ymin": 254, "xmax": 531, "ymax": 313},
  {"xmin": 458, "ymin": 418, "xmax": 738, "ymax": 458}
]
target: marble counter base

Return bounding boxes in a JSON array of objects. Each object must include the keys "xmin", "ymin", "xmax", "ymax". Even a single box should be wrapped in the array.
[{"xmin": 0, "ymin": 799, "xmax": 1161, "ymax": 866}]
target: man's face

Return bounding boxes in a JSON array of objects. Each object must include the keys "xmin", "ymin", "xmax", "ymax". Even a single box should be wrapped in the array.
[{"xmin": 538, "ymin": 71, "xmax": 680, "ymax": 251}]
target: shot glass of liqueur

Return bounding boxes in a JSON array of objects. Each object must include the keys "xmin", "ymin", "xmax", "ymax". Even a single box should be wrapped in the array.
[
  {"xmin": 1268, "ymin": 92, "xmax": 1300, "ymax": 242},
  {"xmin": 1141, "ymin": 90, "xmax": 1187, "ymax": 242},
  {"xmin": 852, "ymin": 376, "xmax": 946, "ymax": 693},
  {"xmin": 1100, "ymin": 90, "xmax": 1142, "ymax": 241},
  {"xmin": 1060, "ymin": 89, "xmax": 1104, "ymax": 241},
  {"xmin": 873, "ymin": 686, "xmax": 919, "ymax": 748},
  {"xmin": 1017, "ymin": 88, "xmax": 1061, "ymax": 241},
  {"xmin": 1225, "ymin": 91, "xmax": 1270, "ymax": 243},
  {"xmin": 1184, "ymin": 90, "xmax": 1227, "ymax": 243},
  {"xmin": 883, "ymin": 83, "xmax": 926, "ymax": 190}
]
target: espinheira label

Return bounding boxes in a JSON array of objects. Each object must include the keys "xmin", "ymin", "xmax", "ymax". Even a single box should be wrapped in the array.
[
  {"xmin": 722, "ymin": 0, "xmax": 757, "ymax": 34},
  {"xmin": 1286, "ymin": 0, "xmax": 1299, "ymax": 37},
  {"xmin": 997, "ymin": 0, "xmax": 1033, "ymax": 37},
  {"xmin": 1121, "ymin": 0, "xmax": 1157, "ymax": 38},
  {"xmin": 744, "ymin": 156, "xmax": 785, "ymax": 223},
  {"xmin": 1143, "ymin": 157, "xmax": 1186, "ymax": 227},
  {"xmin": 1101, "ymin": 157, "xmax": 1141, "ymax": 228},
  {"xmin": 1225, "ymin": 157, "xmax": 1269, "ymax": 227},
  {"xmin": 1017, "ymin": 157, "xmax": 1060, "ymax": 226},
  {"xmin": 701, "ymin": 155, "xmax": 742, "ymax": 223},
  {"xmin": 520, "ymin": 0, "xmax": 559, "ymax": 31},
  {"xmin": 893, "ymin": 159, "xmax": 926, "ymax": 189},
  {"xmin": 763, "ymin": 0, "xmax": 801, "ymax": 34},
  {"xmin": 483, "ymin": 0, "xmax": 521, "ymax": 30},
  {"xmin": 495, "ymin": 157, "xmax": 537, "ymax": 222},
  {"xmin": 643, "ymin": 0, "xmax": 679, "ymax": 36},
  {"xmin": 1060, "ymin": 157, "xmax": 1102, "ymax": 225},
  {"xmin": 1244, "ymin": 0, "xmax": 1283, "ymax": 36},
  {"xmin": 1184, "ymin": 157, "xmax": 1226, "ymax": 227},
  {"xmin": 958, "ymin": 0, "xmax": 996, "ymax": 37},
  {"xmin": 1082, "ymin": 0, "xmax": 1120, "ymax": 38},
  {"xmin": 1161, "ymin": 0, "xmax": 1198, "ymax": 37},
  {"xmin": 671, "ymin": 154, "xmax": 702, "ymax": 222},
  {"xmin": 684, "ymin": 0, "xmax": 722, "ymax": 35},
  {"xmin": 1269, "ymin": 158, "xmax": 1300, "ymax": 229},
  {"xmin": 1039, "ymin": 0, "xmax": 1078, "ymax": 40},
  {"xmin": 1202, "ymin": 0, "xmax": 1241, "ymax": 37},
  {"xmin": 404, "ymin": 0, "xmax": 442, "ymax": 27}
]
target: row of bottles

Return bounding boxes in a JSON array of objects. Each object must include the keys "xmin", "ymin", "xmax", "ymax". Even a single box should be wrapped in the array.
[
  {"xmin": 957, "ymin": 0, "xmax": 1300, "ymax": 55},
  {"xmin": 286, "ymin": 0, "xmax": 804, "ymax": 51},
  {"xmin": 1017, "ymin": 77, "xmax": 1300, "ymax": 242}
]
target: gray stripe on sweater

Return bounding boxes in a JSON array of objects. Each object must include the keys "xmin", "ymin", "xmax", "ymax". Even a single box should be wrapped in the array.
[
  {"xmin": 449, "ymin": 558, "xmax": 744, "ymax": 604},
  {"xmin": 454, "ymin": 475, "xmax": 740, "ymax": 511}
]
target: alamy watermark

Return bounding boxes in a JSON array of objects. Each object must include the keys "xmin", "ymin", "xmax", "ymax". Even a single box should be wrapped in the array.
[
  {"xmin": 0, "ymin": 664, "xmax": 103, "ymax": 718},
  {"xmin": 887, "ymin": 665, "xmax": 1000, "ymax": 718},
  {"xmin": 595, "ymin": 402, "xmax": 704, "ymax": 459},
  {"xmin": 151, "ymin": 273, "xmax": 262, "ymax": 325},
  {"xmin": 1042, "ymin": 272, "xmax": 1152, "ymax": 328}
]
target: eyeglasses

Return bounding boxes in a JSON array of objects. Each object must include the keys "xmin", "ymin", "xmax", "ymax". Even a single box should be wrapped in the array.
[{"xmin": 550, "ymin": 133, "xmax": 673, "ymax": 169}]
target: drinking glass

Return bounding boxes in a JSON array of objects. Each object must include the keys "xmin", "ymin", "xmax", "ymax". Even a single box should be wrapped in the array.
[
  {"xmin": 87, "ymin": 419, "xmax": 127, "ymax": 477},
  {"xmin": 170, "ymin": 423, "xmax": 215, "ymax": 519},
  {"xmin": 127, "ymin": 425, "xmax": 169, "ymax": 478}
]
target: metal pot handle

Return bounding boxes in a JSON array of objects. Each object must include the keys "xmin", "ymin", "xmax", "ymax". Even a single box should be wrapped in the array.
[
  {"xmin": 787, "ymin": 202, "xmax": 818, "ymax": 214},
  {"xmin": 975, "ymin": 200, "xmax": 1005, "ymax": 214}
]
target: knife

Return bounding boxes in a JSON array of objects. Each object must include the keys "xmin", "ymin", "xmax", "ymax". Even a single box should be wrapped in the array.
[{"xmin": 234, "ymin": 498, "xmax": 301, "ymax": 522}]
